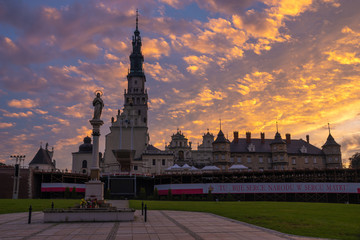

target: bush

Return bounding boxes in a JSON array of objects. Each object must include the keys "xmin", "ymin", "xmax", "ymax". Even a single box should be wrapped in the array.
[
  {"xmin": 139, "ymin": 187, "xmax": 146, "ymax": 200},
  {"xmin": 153, "ymin": 188, "xmax": 159, "ymax": 200},
  {"xmin": 64, "ymin": 187, "xmax": 71, "ymax": 199},
  {"xmin": 226, "ymin": 193, "xmax": 235, "ymax": 201},
  {"xmin": 207, "ymin": 190, "xmax": 214, "ymax": 201},
  {"xmin": 167, "ymin": 189, "xmax": 173, "ymax": 200},
  {"xmin": 105, "ymin": 189, "xmax": 111, "ymax": 199},
  {"xmin": 181, "ymin": 194, "xmax": 186, "ymax": 201},
  {"xmin": 71, "ymin": 187, "xmax": 77, "ymax": 199}
]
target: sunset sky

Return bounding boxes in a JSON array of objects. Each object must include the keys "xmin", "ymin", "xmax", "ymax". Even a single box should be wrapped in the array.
[{"xmin": 1, "ymin": 0, "xmax": 360, "ymax": 169}]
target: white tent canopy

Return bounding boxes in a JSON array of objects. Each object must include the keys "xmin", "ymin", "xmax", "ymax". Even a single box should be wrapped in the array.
[
  {"xmin": 165, "ymin": 164, "xmax": 182, "ymax": 171},
  {"xmin": 229, "ymin": 164, "xmax": 248, "ymax": 170},
  {"xmin": 201, "ymin": 165, "xmax": 220, "ymax": 171},
  {"xmin": 182, "ymin": 164, "xmax": 191, "ymax": 169}
]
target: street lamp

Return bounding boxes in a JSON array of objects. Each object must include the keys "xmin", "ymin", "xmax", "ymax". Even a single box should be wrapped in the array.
[{"xmin": 10, "ymin": 155, "xmax": 25, "ymax": 199}]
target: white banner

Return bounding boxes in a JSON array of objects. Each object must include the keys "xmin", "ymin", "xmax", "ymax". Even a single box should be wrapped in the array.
[{"xmin": 155, "ymin": 182, "xmax": 360, "ymax": 195}]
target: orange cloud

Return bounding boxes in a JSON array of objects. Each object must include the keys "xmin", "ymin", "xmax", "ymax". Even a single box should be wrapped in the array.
[
  {"xmin": 0, "ymin": 122, "xmax": 15, "ymax": 128},
  {"xmin": 3, "ymin": 111, "xmax": 33, "ymax": 118},
  {"xmin": 8, "ymin": 99, "xmax": 39, "ymax": 109},
  {"xmin": 143, "ymin": 37, "xmax": 170, "ymax": 59}
]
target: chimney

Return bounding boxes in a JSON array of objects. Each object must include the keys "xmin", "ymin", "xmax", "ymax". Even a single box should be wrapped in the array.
[
  {"xmin": 233, "ymin": 131, "xmax": 239, "ymax": 143},
  {"xmin": 306, "ymin": 135, "xmax": 309, "ymax": 143},
  {"xmin": 286, "ymin": 133, "xmax": 291, "ymax": 144},
  {"xmin": 260, "ymin": 132, "xmax": 265, "ymax": 144},
  {"xmin": 246, "ymin": 132, "xmax": 251, "ymax": 143}
]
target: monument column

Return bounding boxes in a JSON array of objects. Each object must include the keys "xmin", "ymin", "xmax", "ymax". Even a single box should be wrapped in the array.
[
  {"xmin": 89, "ymin": 119, "xmax": 103, "ymax": 180},
  {"xmin": 85, "ymin": 91, "xmax": 105, "ymax": 200}
]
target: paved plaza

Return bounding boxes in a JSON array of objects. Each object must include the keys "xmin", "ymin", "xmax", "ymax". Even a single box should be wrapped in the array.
[{"xmin": 0, "ymin": 202, "xmax": 329, "ymax": 240}]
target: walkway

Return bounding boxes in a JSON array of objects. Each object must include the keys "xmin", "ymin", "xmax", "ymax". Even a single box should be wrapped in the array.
[{"xmin": 0, "ymin": 204, "xmax": 330, "ymax": 239}]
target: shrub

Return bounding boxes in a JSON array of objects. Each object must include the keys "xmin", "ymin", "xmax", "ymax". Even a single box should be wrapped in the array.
[
  {"xmin": 64, "ymin": 187, "xmax": 70, "ymax": 199},
  {"xmin": 167, "ymin": 189, "xmax": 173, "ymax": 200},
  {"xmin": 71, "ymin": 187, "xmax": 77, "ymax": 199},
  {"xmin": 139, "ymin": 187, "xmax": 147, "ymax": 200},
  {"xmin": 207, "ymin": 190, "xmax": 214, "ymax": 201},
  {"xmin": 153, "ymin": 188, "xmax": 159, "ymax": 200},
  {"xmin": 226, "ymin": 193, "xmax": 235, "ymax": 201}
]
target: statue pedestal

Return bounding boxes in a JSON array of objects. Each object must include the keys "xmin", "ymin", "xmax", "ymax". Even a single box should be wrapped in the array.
[
  {"xmin": 86, "ymin": 118, "xmax": 104, "ymax": 200},
  {"xmin": 85, "ymin": 180, "xmax": 104, "ymax": 200}
]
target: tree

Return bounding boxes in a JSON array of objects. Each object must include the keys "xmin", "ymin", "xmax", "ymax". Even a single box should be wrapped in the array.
[
  {"xmin": 71, "ymin": 187, "xmax": 77, "ymax": 199},
  {"xmin": 349, "ymin": 153, "xmax": 360, "ymax": 169}
]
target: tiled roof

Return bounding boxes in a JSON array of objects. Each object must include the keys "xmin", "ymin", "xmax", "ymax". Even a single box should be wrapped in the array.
[
  {"xmin": 29, "ymin": 147, "xmax": 54, "ymax": 165},
  {"xmin": 230, "ymin": 138, "xmax": 323, "ymax": 155},
  {"xmin": 322, "ymin": 134, "xmax": 340, "ymax": 147},
  {"xmin": 213, "ymin": 130, "xmax": 230, "ymax": 144}
]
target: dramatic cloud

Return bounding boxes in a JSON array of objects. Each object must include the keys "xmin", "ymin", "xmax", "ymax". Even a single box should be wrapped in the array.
[{"xmin": 0, "ymin": 0, "xmax": 359, "ymax": 169}]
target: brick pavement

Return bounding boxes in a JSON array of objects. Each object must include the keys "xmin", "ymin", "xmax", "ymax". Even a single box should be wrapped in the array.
[{"xmin": 0, "ymin": 207, "xmax": 330, "ymax": 239}]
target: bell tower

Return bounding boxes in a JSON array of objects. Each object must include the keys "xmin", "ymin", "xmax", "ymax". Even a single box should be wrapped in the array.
[{"xmin": 103, "ymin": 10, "xmax": 149, "ymax": 173}]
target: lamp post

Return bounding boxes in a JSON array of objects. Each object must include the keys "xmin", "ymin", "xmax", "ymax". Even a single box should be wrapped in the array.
[{"xmin": 10, "ymin": 155, "xmax": 25, "ymax": 199}]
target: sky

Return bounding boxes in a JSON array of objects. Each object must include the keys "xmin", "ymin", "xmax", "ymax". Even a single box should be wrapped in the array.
[{"xmin": 1, "ymin": 0, "xmax": 360, "ymax": 169}]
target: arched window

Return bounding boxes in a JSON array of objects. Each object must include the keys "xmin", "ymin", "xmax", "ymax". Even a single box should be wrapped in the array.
[
  {"xmin": 179, "ymin": 151, "xmax": 184, "ymax": 160},
  {"xmin": 82, "ymin": 160, "xmax": 87, "ymax": 168}
]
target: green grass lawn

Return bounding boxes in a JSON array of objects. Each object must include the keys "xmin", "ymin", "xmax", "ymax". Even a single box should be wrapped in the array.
[
  {"xmin": 0, "ymin": 199, "xmax": 79, "ymax": 214},
  {"xmin": 130, "ymin": 200, "xmax": 360, "ymax": 240}
]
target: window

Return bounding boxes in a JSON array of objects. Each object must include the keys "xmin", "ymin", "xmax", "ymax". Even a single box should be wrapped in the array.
[
  {"xmin": 152, "ymin": 159, "xmax": 156, "ymax": 165},
  {"xmin": 82, "ymin": 169, "xmax": 87, "ymax": 174},
  {"xmin": 248, "ymin": 143, "xmax": 255, "ymax": 152},
  {"xmin": 279, "ymin": 155, "xmax": 284, "ymax": 161},
  {"xmin": 82, "ymin": 160, "xmax": 87, "ymax": 169},
  {"xmin": 247, "ymin": 156, "xmax": 251, "ymax": 163},
  {"xmin": 335, "ymin": 157, "xmax": 339, "ymax": 162},
  {"xmin": 221, "ymin": 145, "xmax": 224, "ymax": 150},
  {"xmin": 215, "ymin": 155, "xmax": 219, "ymax": 160},
  {"xmin": 134, "ymin": 165, "xmax": 138, "ymax": 171},
  {"xmin": 300, "ymin": 145, "xmax": 307, "ymax": 153},
  {"xmin": 221, "ymin": 155, "xmax": 225, "ymax": 160},
  {"xmin": 230, "ymin": 157, "xmax": 234, "ymax": 162},
  {"xmin": 292, "ymin": 158, "xmax": 296, "ymax": 165},
  {"xmin": 237, "ymin": 157, "xmax": 241, "ymax": 163},
  {"xmin": 305, "ymin": 157, "xmax": 308, "ymax": 164},
  {"xmin": 268, "ymin": 157, "xmax": 271, "ymax": 163},
  {"xmin": 313, "ymin": 157, "xmax": 317, "ymax": 164},
  {"xmin": 259, "ymin": 156, "xmax": 263, "ymax": 163},
  {"xmin": 162, "ymin": 159, "xmax": 165, "ymax": 166},
  {"xmin": 138, "ymin": 110, "xmax": 141, "ymax": 115}
]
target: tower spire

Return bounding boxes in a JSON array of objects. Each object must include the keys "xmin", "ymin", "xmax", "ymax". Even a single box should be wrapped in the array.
[
  {"xmin": 220, "ymin": 119, "xmax": 222, "ymax": 131},
  {"xmin": 328, "ymin": 123, "xmax": 331, "ymax": 135},
  {"xmin": 276, "ymin": 121, "xmax": 278, "ymax": 133},
  {"xmin": 136, "ymin": 9, "xmax": 139, "ymax": 31}
]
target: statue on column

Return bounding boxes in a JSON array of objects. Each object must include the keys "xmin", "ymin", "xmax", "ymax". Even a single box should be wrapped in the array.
[{"xmin": 93, "ymin": 90, "xmax": 104, "ymax": 120}]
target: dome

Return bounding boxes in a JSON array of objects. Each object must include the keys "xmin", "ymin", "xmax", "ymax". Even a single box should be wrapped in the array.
[{"xmin": 79, "ymin": 136, "xmax": 92, "ymax": 152}]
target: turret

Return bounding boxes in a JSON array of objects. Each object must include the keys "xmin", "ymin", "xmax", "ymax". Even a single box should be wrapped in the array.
[
  {"xmin": 270, "ymin": 129, "xmax": 288, "ymax": 170},
  {"xmin": 322, "ymin": 124, "xmax": 342, "ymax": 168},
  {"xmin": 212, "ymin": 126, "xmax": 231, "ymax": 171}
]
